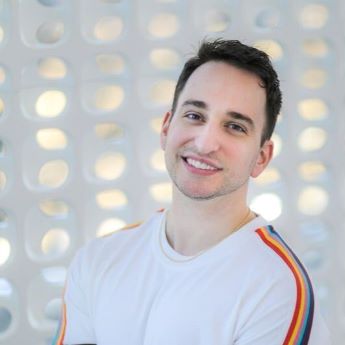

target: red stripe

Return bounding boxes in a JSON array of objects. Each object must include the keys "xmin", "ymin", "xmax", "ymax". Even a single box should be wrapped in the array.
[
  {"xmin": 256, "ymin": 228, "xmax": 303, "ymax": 345},
  {"xmin": 56, "ymin": 302, "xmax": 66, "ymax": 345}
]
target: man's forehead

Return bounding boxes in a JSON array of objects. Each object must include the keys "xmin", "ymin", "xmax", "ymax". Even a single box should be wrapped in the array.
[
  {"xmin": 186, "ymin": 60, "xmax": 262, "ymax": 84},
  {"xmin": 177, "ymin": 61, "xmax": 266, "ymax": 111}
]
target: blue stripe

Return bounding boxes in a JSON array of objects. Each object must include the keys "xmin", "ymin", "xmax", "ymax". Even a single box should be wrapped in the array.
[
  {"xmin": 266, "ymin": 226, "xmax": 314, "ymax": 344},
  {"xmin": 51, "ymin": 320, "xmax": 62, "ymax": 345}
]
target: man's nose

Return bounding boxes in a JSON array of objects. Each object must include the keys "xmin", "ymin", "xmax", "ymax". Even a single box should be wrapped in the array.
[{"xmin": 194, "ymin": 124, "xmax": 220, "ymax": 154}]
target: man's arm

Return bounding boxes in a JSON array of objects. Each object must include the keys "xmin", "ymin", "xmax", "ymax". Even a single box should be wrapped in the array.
[
  {"xmin": 53, "ymin": 247, "xmax": 97, "ymax": 345},
  {"xmin": 233, "ymin": 227, "xmax": 331, "ymax": 345}
]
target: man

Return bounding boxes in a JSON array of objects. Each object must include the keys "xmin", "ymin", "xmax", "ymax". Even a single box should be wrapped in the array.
[{"xmin": 53, "ymin": 39, "xmax": 331, "ymax": 344}]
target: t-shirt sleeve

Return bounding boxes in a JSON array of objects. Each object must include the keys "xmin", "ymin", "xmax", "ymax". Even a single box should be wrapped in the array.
[
  {"xmin": 52, "ymin": 247, "xmax": 97, "ymax": 345},
  {"xmin": 234, "ymin": 226, "xmax": 332, "ymax": 345},
  {"xmin": 233, "ymin": 267, "xmax": 331, "ymax": 345},
  {"xmin": 233, "ymin": 297, "xmax": 331, "ymax": 345}
]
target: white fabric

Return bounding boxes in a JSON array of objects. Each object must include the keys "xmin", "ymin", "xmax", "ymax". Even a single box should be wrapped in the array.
[{"xmin": 62, "ymin": 210, "xmax": 331, "ymax": 345}]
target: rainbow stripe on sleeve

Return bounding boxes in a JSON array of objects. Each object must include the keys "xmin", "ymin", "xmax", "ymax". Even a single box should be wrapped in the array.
[
  {"xmin": 255, "ymin": 226, "xmax": 314, "ymax": 345},
  {"xmin": 51, "ymin": 302, "xmax": 66, "ymax": 345}
]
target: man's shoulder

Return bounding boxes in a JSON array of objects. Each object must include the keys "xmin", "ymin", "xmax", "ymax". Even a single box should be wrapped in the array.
[
  {"xmin": 99, "ymin": 208, "xmax": 164, "ymax": 242},
  {"xmin": 243, "ymin": 224, "xmax": 312, "ymax": 293},
  {"xmin": 251, "ymin": 225, "xmax": 303, "ymax": 270},
  {"xmin": 247, "ymin": 224, "xmax": 330, "ymax": 345},
  {"xmin": 73, "ymin": 209, "xmax": 164, "ymax": 265}
]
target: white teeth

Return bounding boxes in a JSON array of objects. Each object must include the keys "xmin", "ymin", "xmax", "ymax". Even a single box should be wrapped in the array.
[{"xmin": 186, "ymin": 158, "xmax": 217, "ymax": 170}]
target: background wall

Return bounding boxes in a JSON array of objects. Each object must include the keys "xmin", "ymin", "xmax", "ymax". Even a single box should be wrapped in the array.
[{"xmin": 0, "ymin": 0, "xmax": 344, "ymax": 344}]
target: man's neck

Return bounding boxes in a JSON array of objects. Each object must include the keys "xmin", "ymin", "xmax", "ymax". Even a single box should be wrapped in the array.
[{"xmin": 165, "ymin": 187, "xmax": 253, "ymax": 256}]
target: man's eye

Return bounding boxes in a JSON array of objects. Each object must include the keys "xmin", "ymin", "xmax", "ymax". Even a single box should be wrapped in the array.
[
  {"xmin": 227, "ymin": 123, "xmax": 246, "ymax": 133},
  {"xmin": 185, "ymin": 113, "xmax": 201, "ymax": 120}
]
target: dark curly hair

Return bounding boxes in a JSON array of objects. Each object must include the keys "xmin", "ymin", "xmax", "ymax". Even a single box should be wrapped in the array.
[{"xmin": 171, "ymin": 39, "xmax": 282, "ymax": 145}]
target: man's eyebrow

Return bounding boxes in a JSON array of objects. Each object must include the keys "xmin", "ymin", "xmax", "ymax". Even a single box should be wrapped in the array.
[{"xmin": 181, "ymin": 99, "xmax": 208, "ymax": 109}]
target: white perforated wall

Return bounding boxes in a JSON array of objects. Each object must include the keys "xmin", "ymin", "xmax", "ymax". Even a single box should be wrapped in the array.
[{"xmin": 0, "ymin": 1, "xmax": 343, "ymax": 344}]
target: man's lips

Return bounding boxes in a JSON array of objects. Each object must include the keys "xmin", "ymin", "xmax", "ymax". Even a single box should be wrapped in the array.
[{"xmin": 181, "ymin": 155, "xmax": 222, "ymax": 171}]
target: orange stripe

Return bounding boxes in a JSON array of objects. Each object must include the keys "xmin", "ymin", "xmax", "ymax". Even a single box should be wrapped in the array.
[
  {"xmin": 256, "ymin": 228, "xmax": 307, "ymax": 344},
  {"xmin": 101, "ymin": 222, "xmax": 142, "ymax": 238},
  {"xmin": 120, "ymin": 222, "xmax": 142, "ymax": 231},
  {"xmin": 56, "ymin": 302, "xmax": 66, "ymax": 345},
  {"xmin": 259, "ymin": 228, "xmax": 307, "ymax": 344},
  {"xmin": 103, "ymin": 209, "xmax": 164, "ymax": 238}
]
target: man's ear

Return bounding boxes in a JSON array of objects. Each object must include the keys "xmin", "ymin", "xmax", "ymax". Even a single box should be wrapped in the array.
[
  {"xmin": 251, "ymin": 139, "xmax": 274, "ymax": 178},
  {"xmin": 160, "ymin": 111, "xmax": 172, "ymax": 150}
]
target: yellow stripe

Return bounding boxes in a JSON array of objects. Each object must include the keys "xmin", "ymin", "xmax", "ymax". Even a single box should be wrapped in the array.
[
  {"xmin": 263, "ymin": 230, "xmax": 307, "ymax": 344},
  {"xmin": 260, "ymin": 228, "xmax": 307, "ymax": 343}
]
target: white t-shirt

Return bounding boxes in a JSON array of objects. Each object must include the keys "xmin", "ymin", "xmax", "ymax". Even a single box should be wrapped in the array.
[{"xmin": 53, "ymin": 210, "xmax": 331, "ymax": 345}]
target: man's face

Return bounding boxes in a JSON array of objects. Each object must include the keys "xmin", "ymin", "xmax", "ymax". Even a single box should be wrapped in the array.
[{"xmin": 161, "ymin": 61, "xmax": 273, "ymax": 201}]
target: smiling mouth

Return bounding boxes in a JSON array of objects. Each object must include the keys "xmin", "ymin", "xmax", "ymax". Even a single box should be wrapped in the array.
[{"xmin": 182, "ymin": 157, "xmax": 220, "ymax": 171}]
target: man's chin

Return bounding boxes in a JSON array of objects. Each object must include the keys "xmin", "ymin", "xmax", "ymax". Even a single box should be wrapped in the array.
[
  {"xmin": 178, "ymin": 186, "xmax": 222, "ymax": 201},
  {"xmin": 187, "ymin": 194, "xmax": 220, "ymax": 201}
]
